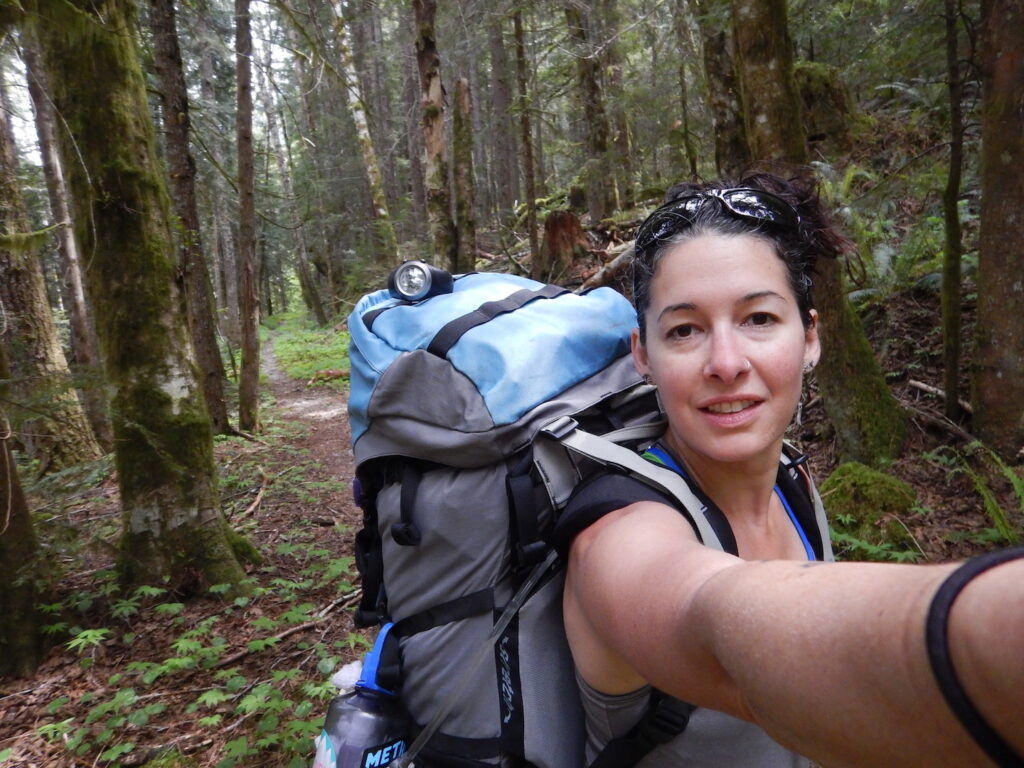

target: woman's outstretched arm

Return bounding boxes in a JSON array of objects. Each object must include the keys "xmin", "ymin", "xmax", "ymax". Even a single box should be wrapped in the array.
[{"xmin": 565, "ymin": 501, "xmax": 1024, "ymax": 768}]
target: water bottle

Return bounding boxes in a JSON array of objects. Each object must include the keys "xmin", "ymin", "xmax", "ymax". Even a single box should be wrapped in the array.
[{"xmin": 312, "ymin": 623, "xmax": 411, "ymax": 768}]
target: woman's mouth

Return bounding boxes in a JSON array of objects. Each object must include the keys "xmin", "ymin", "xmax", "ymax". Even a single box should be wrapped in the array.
[{"xmin": 704, "ymin": 399, "xmax": 757, "ymax": 414}]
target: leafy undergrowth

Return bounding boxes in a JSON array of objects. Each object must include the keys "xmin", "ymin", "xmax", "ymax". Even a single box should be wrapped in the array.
[
  {"xmin": 268, "ymin": 312, "xmax": 350, "ymax": 391},
  {"xmin": 1, "ymin": 345, "xmax": 366, "ymax": 768}
]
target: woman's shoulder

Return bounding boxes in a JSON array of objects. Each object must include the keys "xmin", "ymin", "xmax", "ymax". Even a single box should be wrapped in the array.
[{"xmin": 551, "ymin": 469, "xmax": 678, "ymax": 556}]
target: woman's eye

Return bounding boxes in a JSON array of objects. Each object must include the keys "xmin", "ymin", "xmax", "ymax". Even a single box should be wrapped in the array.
[
  {"xmin": 669, "ymin": 324, "xmax": 695, "ymax": 339},
  {"xmin": 747, "ymin": 312, "xmax": 774, "ymax": 326}
]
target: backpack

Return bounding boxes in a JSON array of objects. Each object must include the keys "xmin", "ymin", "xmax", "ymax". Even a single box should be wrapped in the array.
[{"xmin": 346, "ymin": 270, "xmax": 831, "ymax": 768}]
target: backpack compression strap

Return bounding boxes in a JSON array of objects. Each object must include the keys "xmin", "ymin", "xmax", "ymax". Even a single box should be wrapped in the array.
[{"xmin": 427, "ymin": 284, "xmax": 567, "ymax": 357}]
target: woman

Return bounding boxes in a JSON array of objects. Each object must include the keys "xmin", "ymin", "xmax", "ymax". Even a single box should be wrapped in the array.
[{"xmin": 559, "ymin": 171, "xmax": 1024, "ymax": 767}]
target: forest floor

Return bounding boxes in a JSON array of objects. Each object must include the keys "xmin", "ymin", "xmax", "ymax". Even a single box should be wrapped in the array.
[{"xmin": 1, "ymin": 286, "xmax": 1020, "ymax": 768}]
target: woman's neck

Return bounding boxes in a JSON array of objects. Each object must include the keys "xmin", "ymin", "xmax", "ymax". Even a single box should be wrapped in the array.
[{"xmin": 660, "ymin": 435, "xmax": 782, "ymax": 523}]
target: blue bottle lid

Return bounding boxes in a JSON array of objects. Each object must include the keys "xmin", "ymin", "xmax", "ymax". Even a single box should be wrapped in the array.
[{"xmin": 356, "ymin": 622, "xmax": 400, "ymax": 696}]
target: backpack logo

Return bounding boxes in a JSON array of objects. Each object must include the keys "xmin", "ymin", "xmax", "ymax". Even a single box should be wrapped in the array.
[
  {"xmin": 361, "ymin": 739, "xmax": 406, "ymax": 767},
  {"xmin": 498, "ymin": 635, "xmax": 516, "ymax": 724}
]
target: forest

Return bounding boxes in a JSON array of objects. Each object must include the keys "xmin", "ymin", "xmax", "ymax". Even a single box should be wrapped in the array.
[{"xmin": 0, "ymin": 0, "xmax": 1023, "ymax": 764}]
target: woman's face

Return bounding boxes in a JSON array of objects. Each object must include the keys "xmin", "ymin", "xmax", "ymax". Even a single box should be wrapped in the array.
[{"xmin": 632, "ymin": 233, "xmax": 819, "ymax": 472}]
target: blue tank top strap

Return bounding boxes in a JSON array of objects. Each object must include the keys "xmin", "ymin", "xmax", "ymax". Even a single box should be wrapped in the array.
[{"xmin": 643, "ymin": 443, "xmax": 816, "ymax": 562}]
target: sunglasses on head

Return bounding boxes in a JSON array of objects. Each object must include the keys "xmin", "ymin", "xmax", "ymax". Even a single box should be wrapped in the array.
[{"xmin": 634, "ymin": 187, "xmax": 801, "ymax": 255}]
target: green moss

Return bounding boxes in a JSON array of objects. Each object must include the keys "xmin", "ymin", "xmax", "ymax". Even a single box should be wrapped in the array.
[
  {"xmin": 821, "ymin": 462, "xmax": 918, "ymax": 559},
  {"xmin": 227, "ymin": 529, "xmax": 263, "ymax": 567}
]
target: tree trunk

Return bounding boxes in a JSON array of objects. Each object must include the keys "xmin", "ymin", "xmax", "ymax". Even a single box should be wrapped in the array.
[
  {"xmin": 814, "ymin": 258, "xmax": 908, "ymax": 464},
  {"xmin": 333, "ymin": 2, "xmax": 400, "ymax": 265},
  {"xmin": 413, "ymin": 0, "xmax": 457, "ymax": 267},
  {"xmin": 260, "ymin": 48, "xmax": 328, "ymax": 326},
  {"xmin": 731, "ymin": 0, "xmax": 806, "ymax": 163},
  {"xmin": 674, "ymin": 0, "xmax": 700, "ymax": 180},
  {"xmin": 30, "ymin": 0, "xmax": 250, "ymax": 592},
  {"xmin": 453, "ymin": 77, "xmax": 477, "ymax": 273},
  {"xmin": 401, "ymin": 5, "xmax": 429, "ymax": 242},
  {"xmin": 199, "ymin": 36, "xmax": 241, "ymax": 343},
  {"xmin": 0, "ymin": 343, "xmax": 48, "ymax": 677},
  {"xmin": 941, "ymin": 0, "xmax": 964, "ymax": 422},
  {"xmin": 488, "ymin": 15, "xmax": 519, "ymax": 223},
  {"xmin": 599, "ymin": 0, "xmax": 635, "ymax": 206},
  {"xmin": 539, "ymin": 210, "xmax": 587, "ymax": 283},
  {"xmin": 236, "ymin": 0, "xmax": 260, "ymax": 433},
  {"xmin": 149, "ymin": 0, "xmax": 231, "ymax": 435},
  {"xmin": 0, "ymin": 79, "xmax": 101, "ymax": 475},
  {"xmin": 690, "ymin": 0, "xmax": 750, "ymax": 178},
  {"xmin": 972, "ymin": 0, "xmax": 1024, "ymax": 458},
  {"xmin": 21, "ymin": 34, "xmax": 113, "ymax": 452},
  {"xmin": 513, "ymin": 9, "xmax": 540, "ymax": 272},
  {"xmin": 731, "ymin": 0, "xmax": 906, "ymax": 466},
  {"xmin": 565, "ymin": 0, "xmax": 617, "ymax": 222}
]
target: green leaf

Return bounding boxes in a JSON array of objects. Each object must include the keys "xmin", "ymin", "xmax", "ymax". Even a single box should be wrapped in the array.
[
  {"xmin": 99, "ymin": 743, "xmax": 135, "ymax": 761},
  {"xmin": 198, "ymin": 714, "xmax": 223, "ymax": 727},
  {"xmin": 66, "ymin": 628, "xmax": 110, "ymax": 654},
  {"xmin": 196, "ymin": 689, "xmax": 232, "ymax": 708},
  {"xmin": 46, "ymin": 696, "xmax": 69, "ymax": 715},
  {"xmin": 154, "ymin": 602, "xmax": 185, "ymax": 616}
]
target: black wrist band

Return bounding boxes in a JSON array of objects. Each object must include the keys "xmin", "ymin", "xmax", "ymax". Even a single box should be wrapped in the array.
[{"xmin": 925, "ymin": 546, "xmax": 1024, "ymax": 768}]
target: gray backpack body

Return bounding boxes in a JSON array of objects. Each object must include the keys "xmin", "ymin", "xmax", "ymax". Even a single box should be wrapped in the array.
[{"xmin": 347, "ymin": 272, "xmax": 831, "ymax": 768}]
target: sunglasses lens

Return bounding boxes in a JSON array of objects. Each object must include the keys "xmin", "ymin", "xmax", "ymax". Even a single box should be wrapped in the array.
[
  {"xmin": 720, "ymin": 189, "xmax": 799, "ymax": 229},
  {"xmin": 635, "ymin": 198, "xmax": 702, "ymax": 252}
]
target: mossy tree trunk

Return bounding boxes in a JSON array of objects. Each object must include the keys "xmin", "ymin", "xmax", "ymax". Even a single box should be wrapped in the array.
[
  {"xmin": 513, "ymin": 9, "xmax": 540, "ymax": 271},
  {"xmin": 413, "ymin": 0, "xmax": 457, "ymax": 267},
  {"xmin": 29, "ymin": 0, "xmax": 250, "ymax": 592},
  {"xmin": 690, "ymin": 0, "xmax": 750, "ymax": 178},
  {"xmin": 972, "ymin": 0, "xmax": 1024, "ymax": 458},
  {"xmin": 149, "ymin": 0, "xmax": 231, "ymax": 435},
  {"xmin": 235, "ymin": 0, "xmax": 260, "ymax": 433},
  {"xmin": 334, "ymin": 4, "xmax": 400, "ymax": 266},
  {"xmin": 815, "ymin": 258, "xmax": 908, "ymax": 463},
  {"xmin": 0, "ymin": 344, "xmax": 49, "ymax": 677},
  {"xmin": 565, "ymin": 0, "xmax": 618, "ymax": 223},
  {"xmin": 731, "ymin": 0, "xmax": 806, "ymax": 162},
  {"xmin": 22, "ymin": 34, "xmax": 112, "ymax": 452},
  {"xmin": 452, "ymin": 77, "xmax": 477, "ymax": 274},
  {"xmin": 941, "ymin": 0, "xmax": 965, "ymax": 422},
  {"xmin": 0, "ymin": 76, "xmax": 101, "ymax": 475},
  {"xmin": 673, "ymin": 0, "xmax": 700, "ymax": 180},
  {"xmin": 731, "ymin": 0, "xmax": 906, "ymax": 466}
]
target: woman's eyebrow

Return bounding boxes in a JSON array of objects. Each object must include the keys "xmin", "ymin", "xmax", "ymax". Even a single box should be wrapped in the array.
[
  {"xmin": 740, "ymin": 290, "xmax": 788, "ymax": 304},
  {"xmin": 658, "ymin": 302, "xmax": 697, "ymax": 321}
]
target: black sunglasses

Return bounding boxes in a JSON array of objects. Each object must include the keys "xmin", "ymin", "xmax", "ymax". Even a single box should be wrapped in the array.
[{"xmin": 634, "ymin": 187, "xmax": 801, "ymax": 255}]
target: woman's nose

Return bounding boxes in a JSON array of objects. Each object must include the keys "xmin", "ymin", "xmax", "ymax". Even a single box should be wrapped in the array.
[{"xmin": 703, "ymin": 330, "xmax": 750, "ymax": 382}]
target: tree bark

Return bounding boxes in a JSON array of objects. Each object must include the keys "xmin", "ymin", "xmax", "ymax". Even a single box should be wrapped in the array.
[
  {"xmin": 333, "ymin": 2, "xmax": 400, "ymax": 265},
  {"xmin": 452, "ymin": 77, "xmax": 477, "ymax": 273},
  {"xmin": 30, "ymin": 0, "xmax": 250, "ymax": 591},
  {"xmin": 731, "ymin": 0, "xmax": 806, "ymax": 162},
  {"xmin": 599, "ymin": 0, "xmax": 635, "ymax": 206},
  {"xmin": 0, "ymin": 78, "xmax": 101, "ymax": 475},
  {"xmin": 0, "ymin": 343, "xmax": 48, "ymax": 677},
  {"xmin": 257, "ymin": 40, "xmax": 328, "ymax": 326},
  {"xmin": 21, "ymin": 34, "xmax": 113, "ymax": 452},
  {"xmin": 972, "ymin": 0, "xmax": 1024, "ymax": 458},
  {"xmin": 565, "ymin": 0, "xmax": 617, "ymax": 222},
  {"xmin": 513, "ymin": 9, "xmax": 540, "ymax": 273},
  {"xmin": 941, "ymin": 0, "xmax": 964, "ymax": 422},
  {"xmin": 674, "ymin": 0, "xmax": 700, "ymax": 180},
  {"xmin": 690, "ymin": 0, "xmax": 750, "ymax": 178},
  {"xmin": 413, "ymin": 0, "xmax": 456, "ymax": 267},
  {"xmin": 236, "ymin": 0, "xmax": 260, "ymax": 433},
  {"xmin": 731, "ymin": 0, "xmax": 906, "ymax": 466},
  {"xmin": 401, "ymin": 4, "xmax": 429, "ymax": 242},
  {"xmin": 488, "ymin": 15, "xmax": 519, "ymax": 223},
  {"xmin": 149, "ymin": 0, "xmax": 231, "ymax": 435}
]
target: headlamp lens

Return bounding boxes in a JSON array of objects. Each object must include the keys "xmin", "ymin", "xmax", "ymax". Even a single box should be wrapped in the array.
[
  {"xmin": 395, "ymin": 263, "xmax": 429, "ymax": 297},
  {"xmin": 387, "ymin": 260, "xmax": 454, "ymax": 302}
]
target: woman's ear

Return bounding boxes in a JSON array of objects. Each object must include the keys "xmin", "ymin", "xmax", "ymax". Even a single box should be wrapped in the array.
[
  {"xmin": 804, "ymin": 309, "xmax": 821, "ymax": 368},
  {"xmin": 631, "ymin": 327, "xmax": 650, "ymax": 379}
]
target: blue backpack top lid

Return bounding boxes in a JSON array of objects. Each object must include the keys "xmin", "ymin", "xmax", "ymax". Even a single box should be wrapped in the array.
[{"xmin": 347, "ymin": 272, "xmax": 638, "ymax": 452}]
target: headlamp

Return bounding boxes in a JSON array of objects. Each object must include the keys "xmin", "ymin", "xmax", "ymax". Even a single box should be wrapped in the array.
[{"xmin": 387, "ymin": 260, "xmax": 454, "ymax": 302}]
